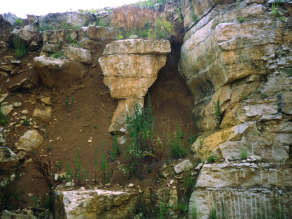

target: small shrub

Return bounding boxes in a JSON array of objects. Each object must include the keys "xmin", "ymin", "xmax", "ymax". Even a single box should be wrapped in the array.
[
  {"xmin": 261, "ymin": 93, "xmax": 267, "ymax": 100},
  {"xmin": 31, "ymin": 150, "xmax": 36, "ymax": 155},
  {"xmin": 66, "ymin": 34, "xmax": 72, "ymax": 43},
  {"xmin": 177, "ymin": 200, "xmax": 188, "ymax": 215},
  {"xmin": 15, "ymin": 18, "xmax": 22, "ymax": 26},
  {"xmin": 62, "ymin": 23, "xmax": 69, "ymax": 30},
  {"xmin": 240, "ymin": 148, "xmax": 247, "ymax": 159},
  {"xmin": 74, "ymin": 25, "xmax": 80, "ymax": 30},
  {"xmin": 111, "ymin": 132, "xmax": 120, "ymax": 161},
  {"xmin": 47, "ymin": 145, "xmax": 52, "ymax": 150},
  {"xmin": 169, "ymin": 125, "xmax": 187, "ymax": 160},
  {"xmin": 64, "ymin": 95, "xmax": 74, "ymax": 111},
  {"xmin": 210, "ymin": 208, "xmax": 218, "ymax": 219},
  {"xmin": 22, "ymin": 119, "xmax": 30, "ymax": 126},
  {"xmin": 278, "ymin": 17, "xmax": 285, "ymax": 22},
  {"xmin": 0, "ymin": 109, "xmax": 9, "ymax": 125},
  {"xmin": 93, "ymin": 125, "xmax": 97, "ymax": 129},
  {"xmin": 272, "ymin": 2, "xmax": 279, "ymax": 17},
  {"xmin": 238, "ymin": 17, "xmax": 246, "ymax": 23}
]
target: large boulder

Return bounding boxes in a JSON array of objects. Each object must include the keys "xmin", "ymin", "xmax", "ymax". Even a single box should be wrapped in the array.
[
  {"xmin": 64, "ymin": 47, "xmax": 91, "ymax": 64},
  {"xmin": 38, "ymin": 12, "xmax": 95, "ymax": 30},
  {"xmin": 9, "ymin": 25, "xmax": 40, "ymax": 47},
  {"xmin": 52, "ymin": 189, "xmax": 137, "ymax": 219},
  {"xmin": 0, "ymin": 146, "xmax": 19, "ymax": 173},
  {"xmin": 0, "ymin": 12, "xmax": 17, "ymax": 26},
  {"xmin": 33, "ymin": 56, "xmax": 86, "ymax": 87},
  {"xmin": 99, "ymin": 39, "xmax": 171, "ymax": 133},
  {"xmin": 15, "ymin": 130, "xmax": 44, "ymax": 152}
]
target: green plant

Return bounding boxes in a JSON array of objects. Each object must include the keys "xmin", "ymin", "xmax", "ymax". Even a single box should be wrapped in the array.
[
  {"xmin": 96, "ymin": 18, "xmax": 104, "ymax": 27},
  {"xmin": 207, "ymin": 153, "xmax": 216, "ymax": 163},
  {"xmin": 62, "ymin": 22, "xmax": 69, "ymax": 30},
  {"xmin": 192, "ymin": 204, "xmax": 197, "ymax": 219},
  {"xmin": 238, "ymin": 17, "xmax": 246, "ymax": 23},
  {"xmin": 44, "ymin": 134, "xmax": 48, "ymax": 138},
  {"xmin": 210, "ymin": 208, "xmax": 218, "ymax": 219},
  {"xmin": 236, "ymin": 0, "xmax": 239, "ymax": 11},
  {"xmin": 278, "ymin": 17, "xmax": 285, "ymax": 22},
  {"xmin": 190, "ymin": 10, "xmax": 198, "ymax": 23},
  {"xmin": 47, "ymin": 145, "xmax": 52, "ymax": 150},
  {"xmin": 73, "ymin": 147, "xmax": 83, "ymax": 186},
  {"xmin": 100, "ymin": 142, "xmax": 109, "ymax": 184},
  {"xmin": 93, "ymin": 125, "xmax": 97, "ymax": 129},
  {"xmin": 74, "ymin": 25, "xmax": 80, "ymax": 30},
  {"xmin": 241, "ymin": 96, "xmax": 248, "ymax": 101},
  {"xmin": 64, "ymin": 95, "xmax": 74, "ymax": 111},
  {"xmin": 57, "ymin": 160, "xmax": 62, "ymax": 170},
  {"xmin": 261, "ymin": 93, "xmax": 267, "ymax": 100},
  {"xmin": 50, "ymin": 42, "xmax": 63, "ymax": 58},
  {"xmin": 169, "ymin": 125, "xmax": 187, "ymax": 160},
  {"xmin": 214, "ymin": 100, "xmax": 221, "ymax": 124},
  {"xmin": 76, "ymin": 111, "xmax": 80, "ymax": 119},
  {"xmin": 15, "ymin": 18, "xmax": 22, "ymax": 26},
  {"xmin": 31, "ymin": 150, "xmax": 36, "ymax": 155},
  {"xmin": 13, "ymin": 37, "xmax": 26, "ymax": 58},
  {"xmin": 286, "ymin": 68, "xmax": 292, "ymax": 76},
  {"xmin": 272, "ymin": 2, "xmax": 279, "ymax": 17},
  {"xmin": 94, "ymin": 146, "xmax": 98, "ymax": 182},
  {"xmin": 111, "ymin": 132, "xmax": 120, "ymax": 161},
  {"xmin": 177, "ymin": 200, "xmax": 188, "ymax": 215},
  {"xmin": 22, "ymin": 119, "xmax": 30, "ymax": 126},
  {"xmin": 240, "ymin": 148, "xmax": 247, "ymax": 159},
  {"xmin": 0, "ymin": 109, "xmax": 9, "ymax": 125},
  {"xmin": 32, "ymin": 196, "xmax": 38, "ymax": 208},
  {"xmin": 183, "ymin": 171, "xmax": 195, "ymax": 196},
  {"xmin": 66, "ymin": 34, "xmax": 72, "ymax": 43}
]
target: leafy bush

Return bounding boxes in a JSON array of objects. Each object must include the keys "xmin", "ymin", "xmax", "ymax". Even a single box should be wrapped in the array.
[
  {"xmin": 0, "ymin": 109, "xmax": 8, "ymax": 125},
  {"xmin": 124, "ymin": 97, "xmax": 154, "ymax": 177},
  {"xmin": 15, "ymin": 18, "xmax": 22, "ymax": 26}
]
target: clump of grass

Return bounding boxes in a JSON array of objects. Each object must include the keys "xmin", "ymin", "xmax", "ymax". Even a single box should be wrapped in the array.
[
  {"xmin": 13, "ymin": 37, "xmax": 26, "ymax": 58},
  {"xmin": 111, "ymin": 132, "xmax": 120, "ymax": 161},
  {"xmin": 93, "ymin": 125, "xmax": 97, "ymax": 129},
  {"xmin": 22, "ymin": 120, "xmax": 30, "ymax": 126},
  {"xmin": 0, "ymin": 109, "xmax": 9, "ymax": 125},
  {"xmin": 261, "ymin": 93, "xmax": 267, "ymax": 100},
  {"xmin": 56, "ymin": 160, "xmax": 62, "ymax": 170},
  {"xmin": 240, "ymin": 148, "xmax": 247, "ymax": 159},
  {"xmin": 64, "ymin": 95, "xmax": 74, "ymax": 111},
  {"xmin": 190, "ymin": 10, "xmax": 198, "ymax": 23},
  {"xmin": 278, "ymin": 17, "xmax": 285, "ymax": 22},
  {"xmin": 47, "ymin": 145, "xmax": 52, "ymax": 150},
  {"xmin": 206, "ymin": 153, "xmax": 216, "ymax": 163},
  {"xmin": 241, "ymin": 96, "xmax": 248, "ymax": 101},
  {"xmin": 286, "ymin": 68, "xmax": 292, "ymax": 76},
  {"xmin": 100, "ymin": 142, "xmax": 110, "ymax": 184},
  {"xmin": 214, "ymin": 100, "xmax": 221, "ymax": 125},
  {"xmin": 238, "ymin": 17, "xmax": 246, "ymax": 23},
  {"xmin": 169, "ymin": 125, "xmax": 187, "ymax": 159},
  {"xmin": 31, "ymin": 150, "xmax": 36, "ymax": 155},
  {"xmin": 74, "ymin": 25, "xmax": 80, "ymax": 30},
  {"xmin": 15, "ymin": 18, "xmax": 22, "ymax": 26}
]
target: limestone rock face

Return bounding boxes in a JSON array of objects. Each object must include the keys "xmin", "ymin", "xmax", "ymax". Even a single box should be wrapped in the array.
[
  {"xmin": 99, "ymin": 39, "xmax": 170, "ymax": 133},
  {"xmin": 87, "ymin": 26, "xmax": 118, "ymax": 41},
  {"xmin": 64, "ymin": 47, "xmax": 91, "ymax": 64},
  {"xmin": 32, "ymin": 107, "xmax": 52, "ymax": 124},
  {"xmin": 9, "ymin": 25, "xmax": 40, "ymax": 47},
  {"xmin": 38, "ymin": 12, "xmax": 95, "ymax": 30},
  {"xmin": 15, "ymin": 130, "xmax": 44, "ymax": 152},
  {"xmin": 179, "ymin": 1, "xmax": 292, "ymax": 218},
  {"xmin": 33, "ymin": 56, "xmax": 86, "ymax": 87},
  {"xmin": 0, "ymin": 12, "xmax": 17, "ymax": 26},
  {"xmin": 52, "ymin": 189, "xmax": 137, "ymax": 219},
  {"xmin": 0, "ymin": 146, "xmax": 19, "ymax": 172}
]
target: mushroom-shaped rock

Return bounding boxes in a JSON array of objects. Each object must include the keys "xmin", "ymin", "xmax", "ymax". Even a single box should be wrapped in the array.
[
  {"xmin": 15, "ymin": 130, "xmax": 44, "ymax": 152},
  {"xmin": 33, "ymin": 56, "xmax": 86, "ymax": 87},
  {"xmin": 98, "ymin": 39, "xmax": 171, "ymax": 133}
]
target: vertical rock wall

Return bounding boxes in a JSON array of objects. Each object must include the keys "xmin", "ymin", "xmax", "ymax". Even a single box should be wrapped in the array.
[{"xmin": 178, "ymin": 0, "xmax": 292, "ymax": 218}]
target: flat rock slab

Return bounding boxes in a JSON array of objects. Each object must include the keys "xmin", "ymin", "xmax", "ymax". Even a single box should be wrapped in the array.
[{"xmin": 174, "ymin": 159, "xmax": 194, "ymax": 174}]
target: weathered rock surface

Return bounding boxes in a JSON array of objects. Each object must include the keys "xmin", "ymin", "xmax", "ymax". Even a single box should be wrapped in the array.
[
  {"xmin": 15, "ymin": 130, "xmax": 44, "ymax": 152},
  {"xmin": 99, "ymin": 39, "xmax": 170, "ymax": 133},
  {"xmin": 0, "ymin": 146, "xmax": 19, "ymax": 172},
  {"xmin": 64, "ymin": 47, "xmax": 91, "ymax": 64},
  {"xmin": 2, "ymin": 210, "xmax": 37, "ymax": 219},
  {"xmin": 87, "ymin": 26, "xmax": 118, "ymax": 41},
  {"xmin": 52, "ymin": 189, "xmax": 137, "ymax": 219},
  {"xmin": 0, "ymin": 13, "xmax": 17, "ymax": 26},
  {"xmin": 178, "ymin": 0, "xmax": 292, "ymax": 218},
  {"xmin": 0, "ymin": 104, "xmax": 13, "ymax": 115},
  {"xmin": 33, "ymin": 56, "xmax": 86, "ymax": 87},
  {"xmin": 9, "ymin": 25, "xmax": 40, "ymax": 47},
  {"xmin": 32, "ymin": 107, "xmax": 52, "ymax": 124},
  {"xmin": 38, "ymin": 12, "xmax": 95, "ymax": 30}
]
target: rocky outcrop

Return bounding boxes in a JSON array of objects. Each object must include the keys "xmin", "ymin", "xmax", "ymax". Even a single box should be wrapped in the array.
[
  {"xmin": 0, "ymin": 146, "xmax": 19, "ymax": 173},
  {"xmin": 33, "ymin": 56, "xmax": 86, "ymax": 87},
  {"xmin": 52, "ymin": 189, "xmax": 137, "ymax": 219},
  {"xmin": 178, "ymin": 0, "xmax": 292, "ymax": 218},
  {"xmin": 15, "ymin": 130, "xmax": 44, "ymax": 152},
  {"xmin": 99, "ymin": 39, "xmax": 171, "ymax": 133},
  {"xmin": 9, "ymin": 25, "xmax": 41, "ymax": 47},
  {"xmin": 0, "ymin": 13, "xmax": 17, "ymax": 26},
  {"xmin": 87, "ymin": 26, "xmax": 118, "ymax": 41},
  {"xmin": 38, "ymin": 12, "xmax": 95, "ymax": 30}
]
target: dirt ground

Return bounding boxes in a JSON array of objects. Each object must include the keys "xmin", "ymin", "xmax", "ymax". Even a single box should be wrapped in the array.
[{"xmin": 0, "ymin": 23, "xmax": 195, "ymax": 209}]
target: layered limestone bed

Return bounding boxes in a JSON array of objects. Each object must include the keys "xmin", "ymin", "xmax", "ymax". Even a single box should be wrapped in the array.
[
  {"xmin": 98, "ymin": 39, "xmax": 171, "ymax": 134},
  {"xmin": 178, "ymin": 0, "xmax": 292, "ymax": 218}
]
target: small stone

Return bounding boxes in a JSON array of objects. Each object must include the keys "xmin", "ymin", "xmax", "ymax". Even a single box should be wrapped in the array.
[
  {"xmin": 40, "ymin": 97, "xmax": 52, "ymax": 105},
  {"xmin": 195, "ymin": 163, "xmax": 203, "ymax": 170},
  {"xmin": 21, "ymin": 110, "xmax": 29, "ymax": 114},
  {"xmin": 127, "ymin": 183, "xmax": 134, "ymax": 188},
  {"xmin": 174, "ymin": 159, "xmax": 194, "ymax": 174},
  {"xmin": 28, "ymin": 193, "xmax": 33, "ymax": 197},
  {"xmin": 27, "ymin": 210, "xmax": 32, "ymax": 215},
  {"xmin": 12, "ymin": 102, "xmax": 22, "ymax": 107},
  {"xmin": 54, "ymin": 174, "xmax": 58, "ymax": 181},
  {"xmin": 88, "ymin": 139, "xmax": 92, "ymax": 143},
  {"xmin": 129, "ymin": 35, "xmax": 138, "ymax": 39}
]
